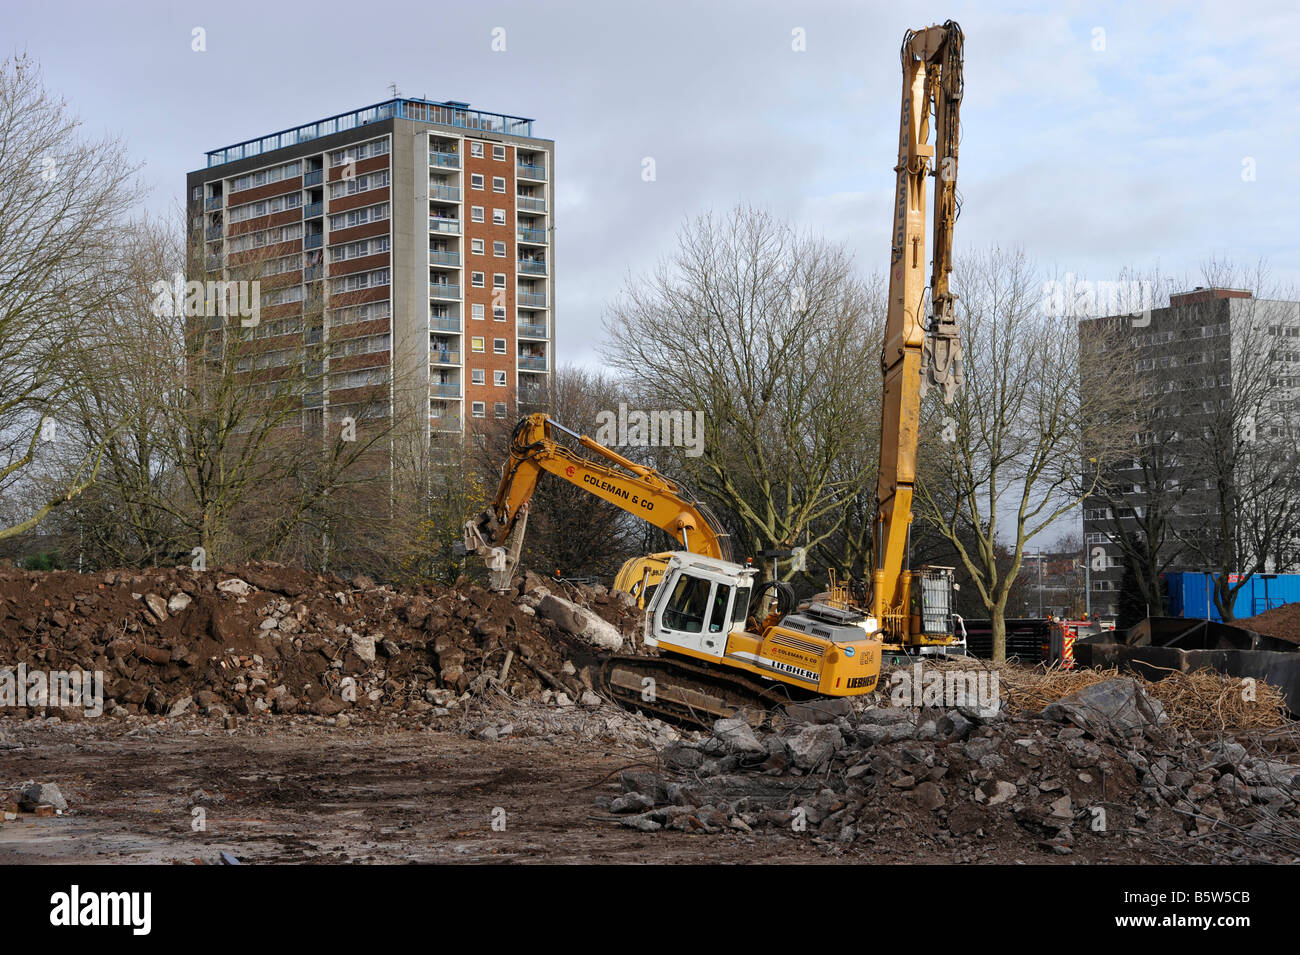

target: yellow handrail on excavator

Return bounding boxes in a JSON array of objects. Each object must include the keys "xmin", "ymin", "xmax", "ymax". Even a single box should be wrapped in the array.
[{"xmin": 462, "ymin": 413, "xmax": 732, "ymax": 593}]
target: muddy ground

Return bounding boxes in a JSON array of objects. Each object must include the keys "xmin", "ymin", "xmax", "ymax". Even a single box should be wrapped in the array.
[
  {"xmin": 3, "ymin": 707, "xmax": 1286, "ymax": 865},
  {"xmin": 0, "ymin": 714, "xmax": 840, "ymax": 864},
  {"xmin": 2, "ymin": 564, "xmax": 1295, "ymax": 864}
]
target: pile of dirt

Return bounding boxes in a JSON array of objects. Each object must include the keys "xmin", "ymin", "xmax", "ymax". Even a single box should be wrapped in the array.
[
  {"xmin": 0, "ymin": 563, "xmax": 637, "ymax": 723},
  {"xmin": 1237, "ymin": 602, "xmax": 1300, "ymax": 644},
  {"xmin": 606, "ymin": 679, "xmax": 1300, "ymax": 863}
]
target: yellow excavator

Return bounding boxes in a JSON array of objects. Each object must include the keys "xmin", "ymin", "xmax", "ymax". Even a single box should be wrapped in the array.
[
  {"xmin": 461, "ymin": 20, "xmax": 966, "ymax": 722},
  {"xmin": 462, "ymin": 412, "xmax": 882, "ymax": 718}
]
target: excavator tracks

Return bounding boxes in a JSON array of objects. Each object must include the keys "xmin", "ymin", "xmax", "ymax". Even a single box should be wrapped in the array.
[{"xmin": 597, "ymin": 654, "xmax": 807, "ymax": 729}]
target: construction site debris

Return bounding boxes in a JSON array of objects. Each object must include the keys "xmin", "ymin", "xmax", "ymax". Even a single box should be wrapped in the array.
[
  {"xmin": 19, "ymin": 781, "xmax": 66, "ymax": 811},
  {"xmin": 928, "ymin": 658, "xmax": 1291, "ymax": 731},
  {"xmin": 1040, "ymin": 677, "xmax": 1168, "ymax": 737},
  {"xmin": 0, "ymin": 564, "xmax": 636, "ymax": 723},
  {"xmin": 533, "ymin": 593, "xmax": 624, "ymax": 651},
  {"xmin": 607, "ymin": 679, "xmax": 1300, "ymax": 862}
]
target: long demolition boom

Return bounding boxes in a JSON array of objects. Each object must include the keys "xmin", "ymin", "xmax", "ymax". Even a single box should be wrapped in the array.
[{"xmin": 872, "ymin": 21, "xmax": 964, "ymax": 641}]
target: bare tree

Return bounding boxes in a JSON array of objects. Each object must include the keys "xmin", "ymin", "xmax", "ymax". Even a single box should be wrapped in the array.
[
  {"xmin": 46, "ymin": 217, "xmax": 189, "ymax": 566},
  {"xmin": 167, "ymin": 242, "xmax": 407, "ymax": 567},
  {"xmin": 602, "ymin": 206, "xmax": 881, "ymax": 574},
  {"xmin": 0, "ymin": 53, "xmax": 139, "ymax": 540},
  {"xmin": 916, "ymin": 247, "xmax": 1139, "ymax": 661},
  {"xmin": 46, "ymin": 211, "xmax": 405, "ymax": 572}
]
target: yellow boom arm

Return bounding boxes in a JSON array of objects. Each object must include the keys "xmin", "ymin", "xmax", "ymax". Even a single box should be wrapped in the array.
[
  {"xmin": 873, "ymin": 21, "xmax": 964, "ymax": 643},
  {"xmin": 463, "ymin": 413, "xmax": 732, "ymax": 590}
]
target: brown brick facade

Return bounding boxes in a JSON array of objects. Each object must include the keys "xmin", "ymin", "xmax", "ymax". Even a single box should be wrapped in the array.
[
  {"xmin": 463, "ymin": 139, "xmax": 516, "ymax": 422},
  {"xmin": 188, "ymin": 103, "xmax": 551, "ymax": 444}
]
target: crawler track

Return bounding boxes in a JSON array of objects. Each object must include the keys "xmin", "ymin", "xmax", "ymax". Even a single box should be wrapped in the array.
[{"xmin": 598, "ymin": 654, "xmax": 811, "ymax": 729}]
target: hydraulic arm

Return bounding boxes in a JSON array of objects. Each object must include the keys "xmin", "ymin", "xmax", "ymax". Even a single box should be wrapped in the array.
[
  {"xmin": 462, "ymin": 413, "xmax": 731, "ymax": 590},
  {"xmin": 872, "ymin": 20, "xmax": 964, "ymax": 648}
]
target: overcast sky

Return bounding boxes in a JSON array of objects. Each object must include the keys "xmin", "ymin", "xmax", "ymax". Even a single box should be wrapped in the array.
[{"xmin": 9, "ymin": 0, "xmax": 1298, "ymax": 369}]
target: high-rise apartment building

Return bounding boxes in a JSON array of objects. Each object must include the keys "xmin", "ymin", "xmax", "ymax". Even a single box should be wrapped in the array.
[
  {"xmin": 186, "ymin": 98, "xmax": 553, "ymax": 441},
  {"xmin": 1079, "ymin": 287, "xmax": 1300, "ymax": 617}
]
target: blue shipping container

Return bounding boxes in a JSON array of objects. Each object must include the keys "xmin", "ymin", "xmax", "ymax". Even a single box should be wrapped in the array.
[{"xmin": 1162, "ymin": 571, "xmax": 1300, "ymax": 622}]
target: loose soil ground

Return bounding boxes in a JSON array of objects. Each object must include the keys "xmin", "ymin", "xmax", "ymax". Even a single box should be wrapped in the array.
[
  {"xmin": 3, "ymin": 713, "xmax": 1286, "ymax": 864},
  {"xmin": 2, "ymin": 565, "xmax": 1295, "ymax": 864},
  {"xmin": 0, "ymin": 718, "xmax": 839, "ymax": 864}
]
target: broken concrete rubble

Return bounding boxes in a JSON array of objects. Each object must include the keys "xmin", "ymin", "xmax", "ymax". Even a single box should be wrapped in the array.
[
  {"xmin": 783, "ymin": 723, "xmax": 844, "ymax": 770},
  {"xmin": 0, "ymin": 563, "xmax": 637, "ymax": 723},
  {"xmin": 19, "ymin": 781, "xmax": 67, "ymax": 811},
  {"xmin": 534, "ymin": 593, "xmax": 624, "ymax": 651},
  {"xmin": 712, "ymin": 716, "xmax": 765, "ymax": 754},
  {"xmin": 607, "ymin": 680, "xmax": 1299, "ymax": 863},
  {"xmin": 1040, "ymin": 677, "xmax": 1168, "ymax": 738}
]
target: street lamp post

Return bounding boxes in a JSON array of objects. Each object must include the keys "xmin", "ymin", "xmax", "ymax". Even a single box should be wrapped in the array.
[
  {"xmin": 1084, "ymin": 547, "xmax": 1091, "ymax": 616},
  {"xmin": 1038, "ymin": 554, "xmax": 1044, "ymax": 617}
]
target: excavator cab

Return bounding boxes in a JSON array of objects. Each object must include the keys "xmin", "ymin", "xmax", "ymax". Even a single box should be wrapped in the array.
[
  {"xmin": 646, "ymin": 553, "xmax": 883, "ymax": 697},
  {"xmin": 646, "ymin": 554, "xmax": 755, "ymax": 658}
]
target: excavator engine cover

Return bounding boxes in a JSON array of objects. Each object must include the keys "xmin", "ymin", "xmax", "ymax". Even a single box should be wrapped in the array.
[{"xmin": 777, "ymin": 611, "xmax": 868, "ymax": 646}]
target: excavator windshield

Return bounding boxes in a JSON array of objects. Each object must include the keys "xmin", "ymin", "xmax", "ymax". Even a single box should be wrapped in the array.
[{"xmin": 663, "ymin": 574, "xmax": 711, "ymax": 633}]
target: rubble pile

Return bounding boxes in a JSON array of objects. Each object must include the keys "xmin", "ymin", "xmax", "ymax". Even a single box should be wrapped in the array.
[
  {"xmin": 606, "ymin": 679, "xmax": 1300, "ymax": 862},
  {"xmin": 0, "ymin": 564, "xmax": 636, "ymax": 723},
  {"xmin": 1237, "ymin": 603, "xmax": 1300, "ymax": 644}
]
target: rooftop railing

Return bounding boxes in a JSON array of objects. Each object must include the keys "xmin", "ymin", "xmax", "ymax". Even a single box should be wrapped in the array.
[{"xmin": 207, "ymin": 98, "xmax": 536, "ymax": 167}]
